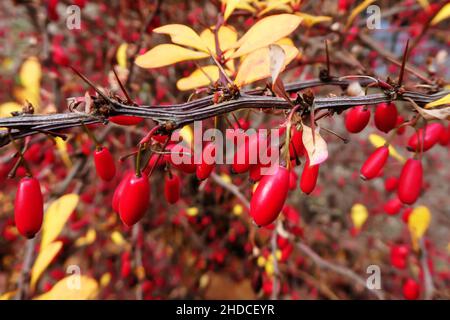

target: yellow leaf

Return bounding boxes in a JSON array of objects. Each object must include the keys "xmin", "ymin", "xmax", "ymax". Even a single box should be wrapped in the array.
[
  {"xmin": 180, "ymin": 125, "xmax": 194, "ymax": 147},
  {"xmin": 368, "ymin": 134, "xmax": 405, "ymax": 163},
  {"xmin": 135, "ymin": 44, "xmax": 210, "ymax": 69},
  {"xmin": 416, "ymin": 0, "xmax": 429, "ymax": 9},
  {"xmin": 425, "ymin": 93, "xmax": 450, "ymax": 109},
  {"xmin": 20, "ymin": 57, "xmax": 41, "ymax": 89},
  {"xmin": 153, "ymin": 24, "xmax": 208, "ymax": 52},
  {"xmin": 220, "ymin": 173, "xmax": 232, "ymax": 184},
  {"xmin": 408, "ymin": 206, "xmax": 431, "ymax": 251},
  {"xmin": 257, "ymin": 255, "xmax": 266, "ymax": 267},
  {"xmin": 41, "ymin": 194, "xmax": 80, "ymax": 249},
  {"xmin": 200, "ymin": 26, "xmax": 238, "ymax": 54},
  {"xmin": 431, "ymin": 3, "xmax": 450, "ymax": 25},
  {"xmin": 34, "ymin": 275, "xmax": 98, "ymax": 300},
  {"xmin": 258, "ymin": 0, "xmax": 293, "ymax": 16},
  {"xmin": 74, "ymin": 228, "xmax": 96, "ymax": 247},
  {"xmin": 265, "ymin": 260, "xmax": 275, "ymax": 276},
  {"xmin": 235, "ymin": 44, "xmax": 299, "ymax": 86},
  {"xmin": 345, "ymin": 0, "xmax": 376, "ymax": 29},
  {"xmin": 111, "ymin": 231, "xmax": 126, "ymax": 246},
  {"xmin": 177, "ymin": 66, "xmax": 219, "ymax": 91},
  {"xmin": 186, "ymin": 207, "xmax": 199, "ymax": 217},
  {"xmin": 302, "ymin": 124, "xmax": 329, "ymax": 166},
  {"xmin": 30, "ymin": 241, "xmax": 63, "ymax": 291},
  {"xmin": 350, "ymin": 203, "xmax": 368, "ymax": 229},
  {"xmin": 0, "ymin": 102, "xmax": 22, "ymax": 117},
  {"xmin": 55, "ymin": 137, "xmax": 72, "ymax": 168},
  {"xmin": 116, "ymin": 43, "xmax": 128, "ymax": 68},
  {"xmin": 100, "ymin": 273, "xmax": 111, "ymax": 287},
  {"xmin": 295, "ymin": 12, "xmax": 332, "ymax": 27},
  {"xmin": 231, "ymin": 14, "xmax": 302, "ymax": 58},
  {"xmin": 224, "ymin": 0, "xmax": 241, "ymax": 21},
  {"xmin": 0, "ymin": 291, "xmax": 17, "ymax": 300},
  {"xmin": 233, "ymin": 204, "xmax": 243, "ymax": 216}
]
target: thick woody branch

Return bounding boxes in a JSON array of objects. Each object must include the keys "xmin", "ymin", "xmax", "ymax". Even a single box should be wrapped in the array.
[{"xmin": 0, "ymin": 77, "xmax": 447, "ymax": 148}]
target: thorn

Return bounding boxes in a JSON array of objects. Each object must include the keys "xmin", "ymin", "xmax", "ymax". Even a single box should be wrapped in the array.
[
  {"xmin": 325, "ymin": 40, "xmax": 330, "ymax": 76},
  {"xmin": 321, "ymin": 127, "xmax": 349, "ymax": 143},
  {"xmin": 69, "ymin": 66, "xmax": 110, "ymax": 102},
  {"xmin": 112, "ymin": 66, "xmax": 133, "ymax": 103},
  {"xmin": 398, "ymin": 39, "xmax": 410, "ymax": 87}
]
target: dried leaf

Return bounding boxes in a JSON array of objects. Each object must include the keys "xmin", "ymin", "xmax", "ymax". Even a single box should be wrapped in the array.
[
  {"xmin": 153, "ymin": 24, "xmax": 208, "ymax": 52},
  {"xmin": 270, "ymin": 44, "xmax": 286, "ymax": 83},
  {"xmin": 368, "ymin": 134, "xmax": 405, "ymax": 163},
  {"xmin": 231, "ymin": 14, "xmax": 302, "ymax": 58},
  {"xmin": 408, "ymin": 206, "xmax": 431, "ymax": 251},
  {"xmin": 30, "ymin": 241, "xmax": 63, "ymax": 291},
  {"xmin": 41, "ymin": 194, "xmax": 80, "ymax": 249},
  {"xmin": 135, "ymin": 44, "xmax": 209, "ymax": 69},
  {"xmin": 409, "ymin": 97, "xmax": 450, "ymax": 120},
  {"xmin": 350, "ymin": 203, "xmax": 368, "ymax": 230},
  {"xmin": 34, "ymin": 275, "xmax": 98, "ymax": 300},
  {"xmin": 431, "ymin": 3, "xmax": 450, "ymax": 25},
  {"xmin": 345, "ymin": 0, "xmax": 376, "ymax": 29},
  {"xmin": 234, "ymin": 44, "xmax": 299, "ymax": 86},
  {"xmin": 302, "ymin": 124, "xmax": 328, "ymax": 166}
]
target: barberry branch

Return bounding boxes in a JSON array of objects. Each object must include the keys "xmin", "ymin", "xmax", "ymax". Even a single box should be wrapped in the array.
[{"xmin": 0, "ymin": 77, "xmax": 447, "ymax": 148}]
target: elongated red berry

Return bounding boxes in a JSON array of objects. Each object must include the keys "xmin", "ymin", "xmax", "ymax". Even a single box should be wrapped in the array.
[
  {"xmin": 250, "ymin": 165, "xmax": 289, "ymax": 226},
  {"xmin": 345, "ymin": 106, "xmax": 371, "ymax": 133},
  {"xmin": 94, "ymin": 147, "xmax": 116, "ymax": 181},
  {"xmin": 360, "ymin": 146, "xmax": 389, "ymax": 180},
  {"xmin": 196, "ymin": 142, "xmax": 216, "ymax": 180},
  {"xmin": 383, "ymin": 197, "xmax": 403, "ymax": 215},
  {"xmin": 439, "ymin": 125, "xmax": 450, "ymax": 146},
  {"xmin": 118, "ymin": 174, "xmax": 150, "ymax": 226},
  {"xmin": 289, "ymin": 127, "xmax": 304, "ymax": 159},
  {"xmin": 403, "ymin": 279, "xmax": 420, "ymax": 300},
  {"xmin": 374, "ymin": 102, "xmax": 398, "ymax": 133},
  {"xmin": 14, "ymin": 177, "xmax": 43, "ymax": 238},
  {"xmin": 395, "ymin": 115, "xmax": 406, "ymax": 135},
  {"xmin": 109, "ymin": 115, "xmax": 143, "ymax": 126},
  {"xmin": 112, "ymin": 171, "xmax": 133, "ymax": 212},
  {"xmin": 165, "ymin": 143, "xmax": 196, "ymax": 174},
  {"xmin": 164, "ymin": 173, "xmax": 180, "ymax": 204},
  {"xmin": 398, "ymin": 159, "xmax": 422, "ymax": 205},
  {"xmin": 407, "ymin": 123, "xmax": 444, "ymax": 152},
  {"xmin": 300, "ymin": 160, "xmax": 319, "ymax": 194},
  {"xmin": 289, "ymin": 170, "xmax": 298, "ymax": 190}
]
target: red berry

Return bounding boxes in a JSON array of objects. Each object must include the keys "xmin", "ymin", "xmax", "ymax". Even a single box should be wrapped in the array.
[
  {"xmin": 109, "ymin": 115, "xmax": 143, "ymax": 126},
  {"xmin": 374, "ymin": 102, "xmax": 398, "ymax": 133},
  {"xmin": 384, "ymin": 176, "xmax": 398, "ymax": 192},
  {"xmin": 300, "ymin": 160, "xmax": 319, "ymax": 194},
  {"xmin": 250, "ymin": 165, "xmax": 289, "ymax": 226},
  {"xmin": 360, "ymin": 146, "xmax": 389, "ymax": 180},
  {"xmin": 288, "ymin": 170, "xmax": 298, "ymax": 190},
  {"xmin": 232, "ymin": 132, "xmax": 255, "ymax": 174},
  {"xmin": 407, "ymin": 123, "xmax": 444, "ymax": 152},
  {"xmin": 249, "ymin": 164, "xmax": 263, "ymax": 182},
  {"xmin": 164, "ymin": 173, "xmax": 180, "ymax": 204},
  {"xmin": 395, "ymin": 115, "xmax": 406, "ymax": 135},
  {"xmin": 345, "ymin": 106, "xmax": 371, "ymax": 133},
  {"xmin": 94, "ymin": 147, "xmax": 116, "ymax": 181},
  {"xmin": 118, "ymin": 174, "xmax": 150, "ymax": 226},
  {"xmin": 401, "ymin": 207, "xmax": 413, "ymax": 224},
  {"xmin": 196, "ymin": 142, "xmax": 216, "ymax": 180},
  {"xmin": 402, "ymin": 279, "xmax": 420, "ymax": 300},
  {"xmin": 112, "ymin": 171, "xmax": 133, "ymax": 212},
  {"xmin": 390, "ymin": 245, "xmax": 409, "ymax": 269},
  {"xmin": 398, "ymin": 159, "xmax": 422, "ymax": 205},
  {"xmin": 439, "ymin": 125, "xmax": 450, "ymax": 146},
  {"xmin": 383, "ymin": 197, "xmax": 403, "ymax": 215},
  {"xmin": 289, "ymin": 127, "xmax": 305, "ymax": 159},
  {"xmin": 14, "ymin": 177, "xmax": 43, "ymax": 238},
  {"xmin": 165, "ymin": 144, "xmax": 196, "ymax": 174}
]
